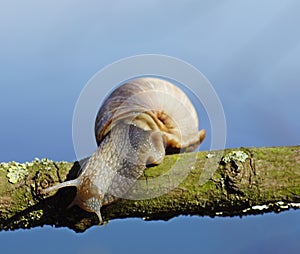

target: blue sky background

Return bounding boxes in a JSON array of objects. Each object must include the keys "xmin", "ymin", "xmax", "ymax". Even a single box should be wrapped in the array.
[{"xmin": 1, "ymin": 1, "xmax": 300, "ymax": 253}]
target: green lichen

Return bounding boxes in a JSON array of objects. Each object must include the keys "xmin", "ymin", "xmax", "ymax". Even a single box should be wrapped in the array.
[
  {"xmin": 29, "ymin": 209, "xmax": 44, "ymax": 220},
  {"xmin": 17, "ymin": 210, "xmax": 44, "ymax": 228},
  {"xmin": 6, "ymin": 162, "xmax": 29, "ymax": 184},
  {"xmin": 2, "ymin": 158, "xmax": 57, "ymax": 184},
  {"xmin": 222, "ymin": 150, "xmax": 249, "ymax": 163},
  {"xmin": 33, "ymin": 157, "xmax": 55, "ymax": 170}
]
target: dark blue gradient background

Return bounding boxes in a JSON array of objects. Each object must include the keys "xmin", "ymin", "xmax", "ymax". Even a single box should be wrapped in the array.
[{"xmin": 1, "ymin": 1, "xmax": 300, "ymax": 253}]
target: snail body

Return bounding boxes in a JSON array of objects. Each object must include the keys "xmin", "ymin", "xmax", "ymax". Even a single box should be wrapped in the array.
[{"xmin": 43, "ymin": 77, "xmax": 206, "ymax": 223}]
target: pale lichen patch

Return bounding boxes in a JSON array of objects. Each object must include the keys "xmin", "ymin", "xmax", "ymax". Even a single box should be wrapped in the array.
[
  {"xmin": 251, "ymin": 204, "xmax": 268, "ymax": 210},
  {"xmin": 34, "ymin": 157, "xmax": 54, "ymax": 171},
  {"xmin": 242, "ymin": 201, "xmax": 300, "ymax": 214},
  {"xmin": 275, "ymin": 201, "xmax": 300, "ymax": 210},
  {"xmin": 5, "ymin": 162, "xmax": 29, "ymax": 184},
  {"xmin": 289, "ymin": 203, "xmax": 300, "ymax": 208},
  {"xmin": 222, "ymin": 150, "xmax": 249, "ymax": 163},
  {"xmin": 2, "ymin": 158, "xmax": 53, "ymax": 184},
  {"xmin": 1, "ymin": 158, "xmax": 57, "ymax": 184}
]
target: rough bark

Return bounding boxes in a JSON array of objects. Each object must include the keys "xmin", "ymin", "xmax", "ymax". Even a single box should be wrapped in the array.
[{"xmin": 0, "ymin": 146, "xmax": 299, "ymax": 233}]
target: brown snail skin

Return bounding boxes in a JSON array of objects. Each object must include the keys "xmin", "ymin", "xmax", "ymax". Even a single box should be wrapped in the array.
[{"xmin": 43, "ymin": 77, "xmax": 206, "ymax": 224}]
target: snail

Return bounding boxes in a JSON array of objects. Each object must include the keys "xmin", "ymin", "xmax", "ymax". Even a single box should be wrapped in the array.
[{"xmin": 43, "ymin": 77, "xmax": 206, "ymax": 223}]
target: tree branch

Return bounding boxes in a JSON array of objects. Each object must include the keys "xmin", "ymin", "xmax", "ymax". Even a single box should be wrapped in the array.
[{"xmin": 0, "ymin": 146, "xmax": 299, "ymax": 233}]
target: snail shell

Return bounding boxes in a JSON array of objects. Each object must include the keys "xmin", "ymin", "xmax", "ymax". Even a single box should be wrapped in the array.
[{"xmin": 43, "ymin": 77, "xmax": 206, "ymax": 223}]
